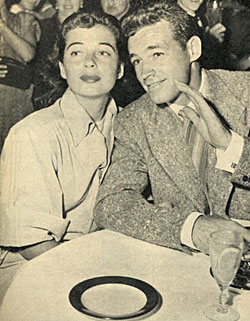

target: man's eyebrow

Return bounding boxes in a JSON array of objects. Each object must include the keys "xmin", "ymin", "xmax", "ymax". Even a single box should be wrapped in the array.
[
  {"xmin": 129, "ymin": 45, "xmax": 166, "ymax": 58},
  {"xmin": 147, "ymin": 45, "xmax": 163, "ymax": 50}
]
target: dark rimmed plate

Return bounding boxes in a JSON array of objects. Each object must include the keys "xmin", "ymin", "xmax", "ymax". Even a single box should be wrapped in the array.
[{"xmin": 69, "ymin": 276, "xmax": 162, "ymax": 320}]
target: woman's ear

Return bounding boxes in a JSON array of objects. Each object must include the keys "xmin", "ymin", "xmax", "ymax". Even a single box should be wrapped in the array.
[
  {"xmin": 117, "ymin": 62, "xmax": 124, "ymax": 80},
  {"xmin": 186, "ymin": 36, "xmax": 202, "ymax": 62},
  {"xmin": 59, "ymin": 61, "xmax": 66, "ymax": 80}
]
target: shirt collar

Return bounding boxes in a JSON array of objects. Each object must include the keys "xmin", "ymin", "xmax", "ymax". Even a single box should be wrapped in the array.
[{"xmin": 59, "ymin": 88, "xmax": 118, "ymax": 146}]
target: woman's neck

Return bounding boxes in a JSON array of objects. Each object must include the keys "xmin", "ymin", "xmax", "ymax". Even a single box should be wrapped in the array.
[{"xmin": 75, "ymin": 93, "xmax": 110, "ymax": 122}]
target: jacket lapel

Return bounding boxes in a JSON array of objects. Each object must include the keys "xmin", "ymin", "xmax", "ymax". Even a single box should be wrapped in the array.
[{"xmin": 144, "ymin": 102, "xmax": 208, "ymax": 211}]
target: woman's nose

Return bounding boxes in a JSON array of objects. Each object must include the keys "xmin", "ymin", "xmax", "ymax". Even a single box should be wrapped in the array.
[{"xmin": 84, "ymin": 54, "xmax": 96, "ymax": 68}]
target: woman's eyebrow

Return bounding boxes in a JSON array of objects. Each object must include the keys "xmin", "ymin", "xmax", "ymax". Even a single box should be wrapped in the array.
[
  {"xmin": 66, "ymin": 42, "xmax": 83, "ymax": 50},
  {"xmin": 66, "ymin": 42, "xmax": 116, "ymax": 52},
  {"xmin": 99, "ymin": 42, "xmax": 116, "ymax": 52}
]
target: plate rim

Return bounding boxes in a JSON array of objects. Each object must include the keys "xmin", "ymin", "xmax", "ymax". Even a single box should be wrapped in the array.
[{"xmin": 69, "ymin": 275, "xmax": 162, "ymax": 320}]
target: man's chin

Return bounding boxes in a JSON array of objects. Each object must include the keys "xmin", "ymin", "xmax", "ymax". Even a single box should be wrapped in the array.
[{"xmin": 148, "ymin": 93, "xmax": 174, "ymax": 106}]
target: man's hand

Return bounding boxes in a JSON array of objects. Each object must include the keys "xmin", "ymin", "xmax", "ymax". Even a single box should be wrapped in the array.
[
  {"xmin": 175, "ymin": 80, "xmax": 231, "ymax": 151},
  {"xmin": 192, "ymin": 215, "xmax": 250, "ymax": 255},
  {"xmin": 207, "ymin": 23, "xmax": 226, "ymax": 43},
  {"xmin": 0, "ymin": 58, "xmax": 7, "ymax": 78}
]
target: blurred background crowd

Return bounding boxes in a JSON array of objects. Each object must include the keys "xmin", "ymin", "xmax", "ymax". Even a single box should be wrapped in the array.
[{"xmin": 0, "ymin": 0, "xmax": 250, "ymax": 153}]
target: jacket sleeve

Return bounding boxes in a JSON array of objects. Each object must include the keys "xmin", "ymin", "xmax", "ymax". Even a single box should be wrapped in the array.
[
  {"xmin": 94, "ymin": 115, "xmax": 192, "ymax": 253},
  {"xmin": 231, "ymin": 137, "xmax": 250, "ymax": 188}
]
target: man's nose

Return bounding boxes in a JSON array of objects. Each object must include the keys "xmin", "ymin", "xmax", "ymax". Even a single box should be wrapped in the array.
[
  {"xmin": 84, "ymin": 53, "xmax": 97, "ymax": 68},
  {"xmin": 140, "ymin": 62, "xmax": 156, "ymax": 80}
]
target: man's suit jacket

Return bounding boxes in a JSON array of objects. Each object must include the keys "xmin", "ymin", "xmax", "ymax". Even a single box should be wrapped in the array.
[{"xmin": 94, "ymin": 69, "xmax": 250, "ymax": 253}]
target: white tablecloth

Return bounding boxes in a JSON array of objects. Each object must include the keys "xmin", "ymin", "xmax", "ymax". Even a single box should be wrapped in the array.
[{"xmin": 0, "ymin": 230, "xmax": 249, "ymax": 321}]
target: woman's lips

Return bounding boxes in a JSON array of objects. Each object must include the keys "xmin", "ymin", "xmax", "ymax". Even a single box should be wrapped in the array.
[{"xmin": 80, "ymin": 75, "xmax": 101, "ymax": 83}]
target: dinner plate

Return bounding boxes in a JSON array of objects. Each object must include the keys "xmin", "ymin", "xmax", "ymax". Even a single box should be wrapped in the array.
[{"xmin": 69, "ymin": 276, "xmax": 162, "ymax": 320}]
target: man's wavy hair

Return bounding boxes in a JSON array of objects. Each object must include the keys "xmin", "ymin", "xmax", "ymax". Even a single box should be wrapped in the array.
[
  {"xmin": 121, "ymin": 0, "xmax": 197, "ymax": 50},
  {"xmin": 56, "ymin": 9, "xmax": 126, "ymax": 63}
]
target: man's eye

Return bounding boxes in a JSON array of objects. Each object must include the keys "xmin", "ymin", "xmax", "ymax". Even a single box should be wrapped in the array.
[
  {"xmin": 131, "ymin": 59, "xmax": 141, "ymax": 66},
  {"xmin": 153, "ymin": 52, "xmax": 164, "ymax": 58}
]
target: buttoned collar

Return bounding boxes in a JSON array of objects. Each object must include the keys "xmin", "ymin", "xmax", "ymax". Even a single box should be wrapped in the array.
[{"xmin": 59, "ymin": 88, "xmax": 118, "ymax": 146}]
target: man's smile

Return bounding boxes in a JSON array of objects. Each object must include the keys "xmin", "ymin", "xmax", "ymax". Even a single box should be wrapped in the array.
[{"xmin": 145, "ymin": 79, "xmax": 166, "ymax": 90}]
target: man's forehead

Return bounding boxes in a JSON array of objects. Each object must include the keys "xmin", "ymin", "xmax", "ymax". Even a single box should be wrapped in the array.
[{"xmin": 128, "ymin": 21, "xmax": 173, "ymax": 53}]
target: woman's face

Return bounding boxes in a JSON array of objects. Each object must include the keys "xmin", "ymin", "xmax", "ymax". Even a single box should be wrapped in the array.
[
  {"xmin": 101, "ymin": 0, "xmax": 130, "ymax": 20},
  {"xmin": 19, "ymin": 0, "xmax": 41, "ymax": 10},
  {"xmin": 59, "ymin": 25, "xmax": 123, "ymax": 102},
  {"xmin": 56, "ymin": 0, "xmax": 82, "ymax": 21}
]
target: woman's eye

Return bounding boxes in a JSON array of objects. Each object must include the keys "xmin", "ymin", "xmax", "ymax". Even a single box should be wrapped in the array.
[
  {"xmin": 70, "ymin": 51, "xmax": 81, "ymax": 56},
  {"xmin": 98, "ymin": 50, "xmax": 111, "ymax": 56}
]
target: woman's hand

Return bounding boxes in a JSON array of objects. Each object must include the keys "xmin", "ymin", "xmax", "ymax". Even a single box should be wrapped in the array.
[{"xmin": 0, "ymin": 58, "xmax": 7, "ymax": 78}]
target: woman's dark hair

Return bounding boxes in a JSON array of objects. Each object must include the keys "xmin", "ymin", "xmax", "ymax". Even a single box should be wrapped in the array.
[
  {"xmin": 122, "ymin": 0, "xmax": 197, "ymax": 50},
  {"xmin": 56, "ymin": 9, "xmax": 125, "ymax": 63},
  {"xmin": 32, "ymin": 9, "xmax": 126, "ymax": 110}
]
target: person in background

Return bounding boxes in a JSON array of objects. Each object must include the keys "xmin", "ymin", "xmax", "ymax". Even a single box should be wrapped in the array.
[
  {"xmin": 100, "ymin": 0, "xmax": 130, "ymax": 20},
  {"xmin": 225, "ymin": 6, "xmax": 250, "ymax": 71},
  {"xmin": 0, "ymin": 9, "xmax": 124, "ymax": 303},
  {"xmin": 177, "ymin": 0, "xmax": 228, "ymax": 69},
  {"xmin": 7, "ymin": 0, "xmax": 56, "ymax": 20},
  {"xmin": 100, "ymin": 0, "xmax": 145, "ymax": 107},
  {"xmin": 31, "ymin": 0, "xmax": 86, "ymax": 110},
  {"xmin": 0, "ymin": 0, "xmax": 40, "ymax": 152},
  {"xmin": 94, "ymin": 0, "xmax": 250, "ymax": 255}
]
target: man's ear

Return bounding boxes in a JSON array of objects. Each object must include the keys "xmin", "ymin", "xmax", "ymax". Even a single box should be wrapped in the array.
[
  {"xmin": 117, "ymin": 62, "xmax": 124, "ymax": 80},
  {"xmin": 186, "ymin": 36, "xmax": 202, "ymax": 62},
  {"xmin": 59, "ymin": 61, "xmax": 66, "ymax": 80}
]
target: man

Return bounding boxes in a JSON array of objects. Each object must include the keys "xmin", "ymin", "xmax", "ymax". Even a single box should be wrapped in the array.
[
  {"xmin": 94, "ymin": 1, "xmax": 250, "ymax": 255},
  {"xmin": 100, "ymin": 0, "xmax": 131, "ymax": 20}
]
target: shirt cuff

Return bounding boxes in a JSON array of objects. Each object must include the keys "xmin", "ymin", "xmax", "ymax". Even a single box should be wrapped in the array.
[
  {"xmin": 231, "ymin": 218, "xmax": 250, "ymax": 228},
  {"xmin": 216, "ymin": 131, "xmax": 244, "ymax": 173},
  {"xmin": 181, "ymin": 212, "xmax": 203, "ymax": 249}
]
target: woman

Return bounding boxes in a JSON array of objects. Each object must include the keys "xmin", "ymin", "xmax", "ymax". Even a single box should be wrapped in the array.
[
  {"xmin": 0, "ymin": 9, "xmax": 124, "ymax": 303},
  {"xmin": 0, "ymin": 0, "xmax": 40, "ymax": 152}
]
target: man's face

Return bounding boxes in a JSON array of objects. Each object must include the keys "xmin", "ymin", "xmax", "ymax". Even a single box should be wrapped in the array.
[
  {"xmin": 56, "ymin": 0, "xmax": 82, "ymax": 20},
  {"xmin": 59, "ymin": 25, "xmax": 122, "ymax": 101},
  {"xmin": 128, "ymin": 21, "xmax": 192, "ymax": 105},
  {"xmin": 19, "ymin": 0, "xmax": 41, "ymax": 10},
  {"xmin": 101, "ymin": 0, "xmax": 130, "ymax": 20},
  {"xmin": 177, "ymin": 0, "xmax": 203, "ymax": 14}
]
